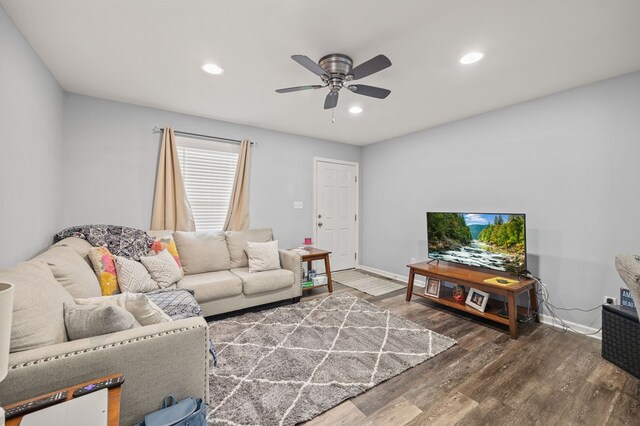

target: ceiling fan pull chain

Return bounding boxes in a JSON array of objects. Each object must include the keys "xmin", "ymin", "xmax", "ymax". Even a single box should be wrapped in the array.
[{"xmin": 332, "ymin": 108, "xmax": 335, "ymax": 124}]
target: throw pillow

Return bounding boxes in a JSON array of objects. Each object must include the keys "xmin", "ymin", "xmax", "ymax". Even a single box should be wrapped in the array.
[
  {"xmin": 140, "ymin": 249, "xmax": 184, "ymax": 288},
  {"xmin": 64, "ymin": 303, "xmax": 140, "ymax": 341},
  {"xmin": 88, "ymin": 247, "xmax": 119, "ymax": 296},
  {"xmin": 247, "ymin": 240, "xmax": 281, "ymax": 273},
  {"xmin": 225, "ymin": 228, "xmax": 273, "ymax": 268},
  {"xmin": 75, "ymin": 292, "xmax": 172, "ymax": 326},
  {"xmin": 149, "ymin": 235, "xmax": 183, "ymax": 270},
  {"xmin": 34, "ymin": 246, "xmax": 102, "ymax": 299},
  {"xmin": 173, "ymin": 231, "xmax": 231, "ymax": 274},
  {"xmin": 113, "ymin": 255, "xmax": 159, "ymax": 293}
]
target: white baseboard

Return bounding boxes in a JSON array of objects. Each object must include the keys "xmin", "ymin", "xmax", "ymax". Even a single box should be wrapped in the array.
[
  {"xmin": 538, "ymin": 313, "xmax": 602, "ymax": 340},
  {"xmin": 357, "ymin": 264, "xmax": 425, "ymax": 286},
  {"xmin": 357, "ymin": 265, "xmax": 602, "ymax": 339}
]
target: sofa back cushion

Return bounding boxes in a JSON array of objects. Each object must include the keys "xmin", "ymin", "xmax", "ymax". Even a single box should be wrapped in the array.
[
  {"xmin": 0, "ymin": 261, "xmax": 74, "ymax": 353},
  {"xmin": 52, "ymin": 237, "xmax": 94, "ymax": 268},
  {"xmin": 34, "ymin": 246, "xmax": 102, "ymax": 299},
  {"xmin": 225, "ymin": 228, "xmax": 273, "ymax": 269},
  {"xmin": 173, "ymin": 231, "xmax": 230, "ymax": 275}
]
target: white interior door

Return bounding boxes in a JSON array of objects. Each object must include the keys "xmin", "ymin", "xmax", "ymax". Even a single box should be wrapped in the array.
[{"xmin": 314, "ymin": 159, "xmax": 358, "ymax": 272}]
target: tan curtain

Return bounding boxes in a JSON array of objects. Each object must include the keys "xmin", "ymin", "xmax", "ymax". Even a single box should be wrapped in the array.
[
  {"xmin": 150, "ymin": 128, "xmax": 196, "ymax": 231},
  {"xmin": 223, "ymin": 139, "xmax": 251, "ymax": 231}
]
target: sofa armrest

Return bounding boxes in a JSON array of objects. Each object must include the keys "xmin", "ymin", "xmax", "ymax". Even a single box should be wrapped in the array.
[
  {"xmin": 279, "ymin": 249, "xmax": 302, "ymax": 297},
  {"xmin": 0, "ymin": 316, "xmax": 209, "ymax": 426}
]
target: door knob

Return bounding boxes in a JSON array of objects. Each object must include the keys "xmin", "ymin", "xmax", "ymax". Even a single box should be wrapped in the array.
[{"xmin": 317, "ymin": 222, "xmax": 323, "ymax": 228}]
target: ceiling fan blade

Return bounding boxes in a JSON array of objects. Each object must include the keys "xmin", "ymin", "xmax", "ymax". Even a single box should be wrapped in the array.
[
  {"xmin": 291, "ymin": 55, "xmax": 328, "ymax": 77},
  {"xmin": 275, "ymin": 85, "xmax": 324, "ymax": 93},
  {"xmin": 348, "ymin": 84, "xmax": 391, "ymax": 99},
  {"xmin": 324, "ymin": 91, "xmax": 339, "ymax": 109},
  {"xmin": 349, "ymin": 55, "xmax": 392, "ymax": 80}
]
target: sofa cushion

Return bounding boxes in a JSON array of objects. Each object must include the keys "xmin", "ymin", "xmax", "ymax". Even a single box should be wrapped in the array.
[
  {"xmin": 34, "ymin": 246, "xmax": 102, "ymax": 299},
  {"xmin": 148, "ymin": 230, "xmax": 183, "ymax": 270},
  {"xmin": 140, "ymin": 249, "xmax": 184, "ymax": 288},
  {"xmin": 0, "ymin": 261, "xmax": 74, "ymax": 353},
  {"xmin": 88, "ymin": 246, "xmax": 119, "ymax": 296},
  {"xmin": 75, "ymin": 293, "xmax": 172, "ymax": 326},
  {"xmin": 230, "ymin": 267, "xmax": 294, "ymax": 295},
  {"xmin": 64, "ymin": 303, "xmax": 140, "ymax": 341},
  {"xmin": 114, "ymin": 255, "xmax": 159, "ymax": 293},
  {"xmin": 174, "ymin": 231, "xmax": 230, "ymax": 274},
  {"xmin": 247, "ymin": 240, "xmax": 281, "ymax": 273},
  {"xmin": 225, "ymin": 228, "xmax": 273, "ymax": 269},
  {"xmin": 177, "ymin": 270, "xmax": 242, "ymax": 302},
  {"xmin": 52, "ymin": 236, "xmax": 94, "ymax": 268}
]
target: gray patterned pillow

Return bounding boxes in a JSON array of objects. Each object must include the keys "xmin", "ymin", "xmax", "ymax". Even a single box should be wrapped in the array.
[
  {"xmin": 113, "ymin": 255, "xmax": 159, "ymax": 293},
  {"xmin": 247, "ymin": 240, "xmax": 281, "ymax": 273},
  {"xmin": 64, "ymin": 303, "xmax": 140, "ymax": 340},
  {"xmin": 140, "ymin": 249, "xmax": 184, "ymax": 288}
]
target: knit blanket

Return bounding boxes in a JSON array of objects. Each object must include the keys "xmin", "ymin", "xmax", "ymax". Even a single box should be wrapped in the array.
[
  {"xmin": 54, "ymin": 225, "xmax": 155, "ymax": 261},
  {"xmin": 145, "ymin": 288, "xmax": 202, "ymax": 321}
]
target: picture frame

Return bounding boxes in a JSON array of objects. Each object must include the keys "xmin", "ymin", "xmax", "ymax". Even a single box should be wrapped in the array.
[
  {"xmin": 425, "ymin": 278, "xmax": 441, "ymax": 298},
  {"xmin": 466, "ymin": 288, "xmax": 490, "ymax": 312}
]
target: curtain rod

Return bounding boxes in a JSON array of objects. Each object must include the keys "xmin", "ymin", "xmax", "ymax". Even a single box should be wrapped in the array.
[{"xmin": 152, "ymin": 127, "xmax": 256, "ymax": 146}]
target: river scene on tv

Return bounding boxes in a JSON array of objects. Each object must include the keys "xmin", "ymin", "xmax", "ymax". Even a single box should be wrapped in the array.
[{"xmin": 427, "ymin": 213, "xmax": 526, "ymax": 273}]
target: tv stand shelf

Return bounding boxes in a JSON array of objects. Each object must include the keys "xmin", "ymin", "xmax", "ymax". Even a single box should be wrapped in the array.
[{"xmin": 406, "ymin": 262, "xmax": 538, "ymax": 338}]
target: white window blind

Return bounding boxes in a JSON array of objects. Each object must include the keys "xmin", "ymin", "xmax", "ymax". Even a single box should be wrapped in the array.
[{"xmin": 175, "ymin": 136, "xmax": 240, "ymax": 231}]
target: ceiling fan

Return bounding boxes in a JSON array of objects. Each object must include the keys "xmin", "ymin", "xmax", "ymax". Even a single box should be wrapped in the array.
[{"xmin": 275, "ymin": 53, "xmax": 392, "ymax": 109}]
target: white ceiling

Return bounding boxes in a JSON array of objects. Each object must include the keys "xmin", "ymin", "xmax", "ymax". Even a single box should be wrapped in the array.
[{"xmin": 3, "ymin": 0, "xmax": 640, "ymax": 145}]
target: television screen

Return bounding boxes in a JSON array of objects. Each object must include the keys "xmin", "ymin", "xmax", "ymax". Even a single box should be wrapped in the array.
[{"xmin": 427, "ymin": 212, "xmax": 526, "ymax": 274}]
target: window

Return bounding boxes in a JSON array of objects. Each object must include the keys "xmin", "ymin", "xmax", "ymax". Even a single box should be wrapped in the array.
[{"xmin": 176, "ymin": 136, "xmax": 239, "ymax": 231}]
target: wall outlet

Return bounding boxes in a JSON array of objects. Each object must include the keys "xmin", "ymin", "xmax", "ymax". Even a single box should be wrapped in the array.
[
  {"xmin": 410, "ymin": 257, "xmax": 416, "ymax": 265},
  {"xmin": 604, "ymin": 296, "xmax": 617, "ymax": 305}
]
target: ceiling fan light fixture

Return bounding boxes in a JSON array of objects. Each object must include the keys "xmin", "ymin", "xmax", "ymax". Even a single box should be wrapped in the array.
[
  {"xmin": 201, "ymin": 63, "xmax": 224, "ymax": 75},
  {"xmin": 460, "ymin": 52, "xmax": 485, "ymax": 65},
  {"xmin": 349, "ymin": 106, "xmax": 363, "ymax": 114}
]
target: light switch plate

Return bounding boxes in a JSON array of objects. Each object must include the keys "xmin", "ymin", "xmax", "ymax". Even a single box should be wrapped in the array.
[{"xmin": 293, "ymin": 201, "xmax": 303, "ymax": 209}]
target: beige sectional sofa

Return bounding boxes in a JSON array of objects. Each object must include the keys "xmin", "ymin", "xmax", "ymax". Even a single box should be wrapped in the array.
[
  {"xmin": 0, "ymin": 227, "xmax": 302, "ymax": 425},
  {"xmin": 166, "ymin": 228, "xmax": 302, "ymax": 316}
]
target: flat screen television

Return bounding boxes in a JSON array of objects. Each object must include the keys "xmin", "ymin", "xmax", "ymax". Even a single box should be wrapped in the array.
[{"xmin": 427, "ymin": 212, "xmax": 527, "ymax": 274}]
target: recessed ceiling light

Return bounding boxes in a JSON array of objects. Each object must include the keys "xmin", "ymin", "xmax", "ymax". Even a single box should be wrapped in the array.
[
  {"xmin": 459, "ymin": 52, "xmax": 485, "ymax": 65},
  {"xmin": 349, "ymin": 106, "xmax": 363, "ymax": 114},
  {"xmin": 201, "ymin": 63, "xmax": 224, "ymax": 75}
]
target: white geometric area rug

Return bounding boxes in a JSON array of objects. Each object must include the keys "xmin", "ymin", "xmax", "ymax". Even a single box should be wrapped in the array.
[
  {"xmin": 332, "ymin": 269, "xmax": 406, "ymax": 296},
  {"xmin": 207, "ymin": 294, "xmax": 456, "ymax": 425}
]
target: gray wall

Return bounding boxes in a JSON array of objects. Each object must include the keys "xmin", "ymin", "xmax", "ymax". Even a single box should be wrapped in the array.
[
  {"xmin": 361, "ymin": 71, "xmax": 640, "ymax": 330},
  {"xmin": 62, "ymin": 94, "xmax": 360, "ymax": 250},
  {"xmin": 0, "ymin": 6, "xmax": 64, "ymax": 266}
]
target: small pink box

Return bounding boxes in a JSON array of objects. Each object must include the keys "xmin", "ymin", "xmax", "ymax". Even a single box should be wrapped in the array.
[{"xmin": 304, "ymin": 237, "xmax": 312, "ymax": 245}]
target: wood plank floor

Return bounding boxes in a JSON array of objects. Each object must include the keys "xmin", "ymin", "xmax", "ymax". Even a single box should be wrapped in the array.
[{"xmin": 299, "ymin": 279, "xmax": 640, "ymax": 425}]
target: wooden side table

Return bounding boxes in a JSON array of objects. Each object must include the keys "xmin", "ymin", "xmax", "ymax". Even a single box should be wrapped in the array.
[
  {"xmin": 4, "ymin": 373, "xmax": 123, "ymax": 426},
  {"xmin": 299, "ymin": 247, "xmax": 333, "ymax": 292}
]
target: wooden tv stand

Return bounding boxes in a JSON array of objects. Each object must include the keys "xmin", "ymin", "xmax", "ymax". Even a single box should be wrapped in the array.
[{"xmin": 406, "ymin": 262, "xmax": 538, "ymax": 338}]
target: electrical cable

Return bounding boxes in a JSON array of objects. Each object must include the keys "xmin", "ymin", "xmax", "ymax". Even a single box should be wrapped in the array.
[{"xmin": 526, "ymin": 274, "xmax": 603, "ymax": 336}]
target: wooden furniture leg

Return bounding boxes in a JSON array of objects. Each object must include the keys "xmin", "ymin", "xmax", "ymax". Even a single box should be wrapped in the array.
[
  {"xmin": 307, "ymin": 260, "xmax": 312, "ymax": 272},
  {"xmin": 507, "ymin": 292, "xmax": 518, "ymax": 338},
  {"xmin": 529, "ymin": 284, "xmax": 540, "ymax": 322},
  {"xmin": 406, "ymin": 268, "xmax": 415, "ymax": 301},
  {"xmin": 324, "ymin": 255, "xmax": 333, "ymax": 293}
]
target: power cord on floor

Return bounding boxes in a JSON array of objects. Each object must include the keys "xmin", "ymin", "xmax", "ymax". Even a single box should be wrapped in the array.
[{"xmin": 523, "ymin": 271, "xmax": 603, "ymax": 336}]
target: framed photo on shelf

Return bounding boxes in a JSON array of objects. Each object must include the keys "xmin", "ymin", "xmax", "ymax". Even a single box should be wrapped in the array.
[
  {"xmin": 466, "ymin": 288, "xmax": 490, "ymax": 312},
  {"xmin": 425, "ymin": 278, "xmax": 441, "ymax": 298}
]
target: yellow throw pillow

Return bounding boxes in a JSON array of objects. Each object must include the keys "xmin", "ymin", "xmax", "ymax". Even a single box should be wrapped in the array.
[
  {"xmin": 149, "ymin": 236, "xmax": 183, "ymax": 271},
  {"xmin": 88, "ymin": 247, "xmax": 119, "ymax": 296}
]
